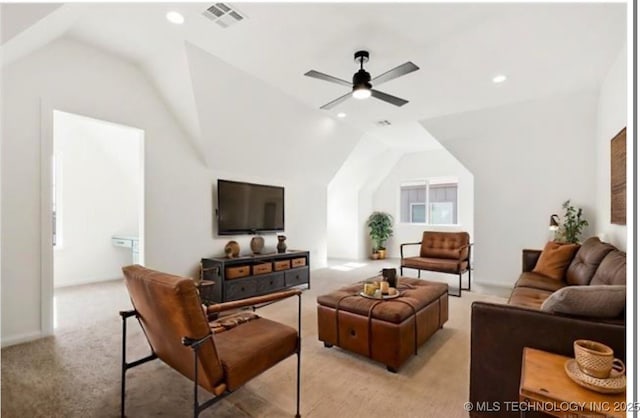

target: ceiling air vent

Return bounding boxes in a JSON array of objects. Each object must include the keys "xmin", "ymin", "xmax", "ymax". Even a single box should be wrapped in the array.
[
  {"xmin": 203, "ymin": 3, "xmax": 247, "ymax": 28},
  {"xmin": 376, "ymin": 120, "xmax": 392, "ymax": 127}
]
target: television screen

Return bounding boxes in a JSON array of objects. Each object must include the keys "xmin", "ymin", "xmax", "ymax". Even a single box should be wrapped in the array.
[{"xmin": 217, "ymin": 179, "xmax": 285, "ymax": 235}]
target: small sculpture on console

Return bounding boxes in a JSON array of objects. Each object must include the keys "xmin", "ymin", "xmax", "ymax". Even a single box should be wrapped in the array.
[
  {"xmin": 277, "ymin": 235, "xmax": 287, "ymax": 253},
  {"xmin": 224, "ymin": 241, "xmax": 240, "ymax": 258}
]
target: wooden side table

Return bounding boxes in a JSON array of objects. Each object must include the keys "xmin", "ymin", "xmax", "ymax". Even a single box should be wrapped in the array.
[{"xmin": 519, "ymin": 348, "xmax": 626, "ymax": 418}]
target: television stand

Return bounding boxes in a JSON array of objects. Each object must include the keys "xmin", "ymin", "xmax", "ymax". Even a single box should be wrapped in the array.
[{"xmin": 200, "ymin": 250, "xmax": 310, "ymax": 303}]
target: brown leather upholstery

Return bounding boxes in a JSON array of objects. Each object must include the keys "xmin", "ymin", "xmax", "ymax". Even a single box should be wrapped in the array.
[
  {"xmin": 123, "ymin": 265, "xmax": 225, "ymax": 394},
  {"xmin": 470, "ymin": 238, "xmax": 626, "ymax": 417},
  {"xmin": 591, "ymin": 250, "xmax": 626, "ymax": 285},
  {"xmin": 400, "ymin": 256, "xmax": 468, "ymax": 274},
  {"xmin": 317, "ymin": 278, "xmax": 448, "ymax": 371},
  {"xmin": 400, "ymin": 231, "xmax": 472, "ymax": 296},
  {"xmin": 515, "ymin": 272, "xmax": 567, "ymax": 293},
  {"xmin": 215, "ymin": 318, "xmax": 297, "ymax": 391},
  {"xmin": 565, "ymin": 237, "xmax": 615, "ymax": 285},
  {"xmin": 122, "ymin": 265, "xmax": 301, "ymax": 415},
  {"xmin": 420, "ymin": 231, "xmax": 470, "ymax": 260}
]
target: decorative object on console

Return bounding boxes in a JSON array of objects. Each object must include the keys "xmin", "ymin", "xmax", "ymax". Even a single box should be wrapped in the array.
[
  {"xmin": 367, "ymin": 211, "xmax": 393, "ymax": 259},
  {"xmin": 553, "ymin": 200, "xmax": 589, "ymax": 244},
  {"xmin": 277, "ymin": 235, "xmax": 287, "ymax": 253},
  {"xmin": 224, "ymin": 240, "xmax": 240, "ymax": 258},
  {"xmin": 250, "ymin": 236, "xmax": 264, "ymax": 254}
]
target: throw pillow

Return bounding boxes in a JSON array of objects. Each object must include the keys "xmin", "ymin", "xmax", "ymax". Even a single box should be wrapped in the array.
[
  {"xmin": 532, "ymin": 241, "xmax": 580, "ymax": 280},
  {"xmin": 541, "ymin": 285, "xmax": 626, "ymax": 318}
]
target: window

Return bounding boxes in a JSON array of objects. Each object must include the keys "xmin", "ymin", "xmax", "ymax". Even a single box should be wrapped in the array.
[{"xmin": 400, "ymin": 179, "xmax": 458, "ymax": 225}]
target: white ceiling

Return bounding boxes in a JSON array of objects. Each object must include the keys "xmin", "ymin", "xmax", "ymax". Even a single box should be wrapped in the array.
[{"xmin": 1, "ymin": 2, "xmax": 627, "ymax": 147}]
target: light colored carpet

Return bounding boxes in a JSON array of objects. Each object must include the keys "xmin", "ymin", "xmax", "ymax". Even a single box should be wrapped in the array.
[{"xmin": 1, "ymin": 260, "xmax": 505, "ymax": 417}]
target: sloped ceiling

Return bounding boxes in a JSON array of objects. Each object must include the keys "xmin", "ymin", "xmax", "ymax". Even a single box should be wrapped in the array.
[{"xmin": 0, "ymin": 2, "xmax": 627, "ymax": 174}]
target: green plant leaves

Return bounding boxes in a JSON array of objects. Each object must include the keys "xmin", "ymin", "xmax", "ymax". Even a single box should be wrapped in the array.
[
  {"xmin": 367, "ymin": 212, "xmax": 393, "ymax": 251},
  {"xmin": 557, "ymin": 200, "xmax": 589, "ymax": 244}
]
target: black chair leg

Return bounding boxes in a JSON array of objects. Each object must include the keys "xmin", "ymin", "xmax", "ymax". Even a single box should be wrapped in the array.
[
  {"xmin": 295, "ymin": 293, "xmax": 302, "ymax": 418},
  {"xmin": 418, "ymin": 270, "xmax": 421, "ymax": 279},
  {"xmin": 448, "ymin": 274, "xmax": 462, "ymax": 297},
  {"xmin": 121, "ymin": 314, "xmax": 127, "ymax": 418}
]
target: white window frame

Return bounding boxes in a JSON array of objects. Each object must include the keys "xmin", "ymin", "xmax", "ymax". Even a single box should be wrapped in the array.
[{"xmin": 399, "ymin": 177, "xmax": 460, "ymax": 226}]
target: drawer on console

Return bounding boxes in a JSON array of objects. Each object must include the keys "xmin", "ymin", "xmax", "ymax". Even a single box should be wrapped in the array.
[
  {"xmin": 252, "ymin": 262, "xmax": 273, "ymax": 275},
  {"xmin": 291, "ymin": 257, "xmax": 306, "ymax": 268},
  {"xmin": 273, "ymin": 260, "xmax": 291, "ymax": 271},
  {"xmin": 224, "ymin": 278, "xmax": 257, "ymax": 301},
  {"xmin": 225, "ymin": 265, "xmax": 250, "ymax": 280},
  {"xmin": 285, "ymin": 268, "xmax": 308, "ymax": 287},
  {"xmin": 255, "ymin": 272, "xmax": 285, "ymax": 294}
]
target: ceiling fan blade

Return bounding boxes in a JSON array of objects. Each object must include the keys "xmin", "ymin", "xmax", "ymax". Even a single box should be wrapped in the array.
[
  {"xmin": 371, "ymin": 62, "xmax": 419, "ymax": 86},
  {"xmin": 304, "ymin": 70, "xmax": 352, "ymax": 87},
  {"xmin": 371, "ymin": 89, "xmax": 409, "ymax": 107},
  {"xmin": 320, "ymin": 92, "xmax": 352, "ymax": 110}
]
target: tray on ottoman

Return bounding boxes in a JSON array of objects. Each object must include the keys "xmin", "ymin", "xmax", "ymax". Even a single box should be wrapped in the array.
[{"xmin": 317, "ymin": 277, "xmax": 448, "ymax": 372}]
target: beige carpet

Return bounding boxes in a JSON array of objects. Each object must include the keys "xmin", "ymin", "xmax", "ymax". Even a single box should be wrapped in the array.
[{"xmin": 1, "ymin": 261, "xmax": 505, "ymax": 417}]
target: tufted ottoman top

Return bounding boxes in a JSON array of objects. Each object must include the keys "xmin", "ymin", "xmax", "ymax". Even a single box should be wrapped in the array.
[{"xmin": 317, "ymin": 277, "xmax": 447, "ymax": 324}]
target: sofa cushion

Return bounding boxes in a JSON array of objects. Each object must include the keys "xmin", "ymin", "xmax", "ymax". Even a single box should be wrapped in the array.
[
  {"xmin": 591, "ymin": 250, "xmax": 626, "ymax": 286},
  {"xmin": 508, "ymin": 287, "xmax": 553, "ymax": 310},
  {"xmin": 541, "ymin": 285, "xmax": 626, "ymax": 318},
  {"xmin": 402, "ymin": 256, "xmax": 468, "ymax": 274},
  {"xmin": 515, "ymin": 272, "xmax": 567, "ymax": 292},
  {"xmin": 532, "ymin": 241, "xmax": 580, "ymax": 280},
  {"xmin": 566, "ymin": 237, "xmax": 615, "ymax": 285}
]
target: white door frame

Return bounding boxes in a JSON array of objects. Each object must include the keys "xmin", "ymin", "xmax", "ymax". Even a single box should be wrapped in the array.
[{"xmin": 40, "ymin": 101, "xmax": 145, "ymax": 335}]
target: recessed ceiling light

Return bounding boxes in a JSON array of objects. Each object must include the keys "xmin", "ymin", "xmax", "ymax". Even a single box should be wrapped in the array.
[
  {"xmin": 166, "ymin": 11, "xmax": 185, "ymax": 25},
  {"xmin": 492, "ymin": 74, "xmax": 507, "ymax": 84},
  {"xmin": 337, "ymin": 112, "xmax": 346, "ymax": 118}
]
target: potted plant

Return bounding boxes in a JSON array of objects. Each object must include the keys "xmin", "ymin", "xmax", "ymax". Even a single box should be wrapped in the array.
[
  {"xmin": 367, "ymin": 211, "xmax": 393, "ymax": 259},
  {"xmin": 555, "ymin": 200, "xmax": 589, "ymax": 244}
]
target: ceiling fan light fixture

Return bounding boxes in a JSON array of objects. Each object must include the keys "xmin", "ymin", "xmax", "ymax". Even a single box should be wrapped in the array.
[{"xmin": 352, "ymin": 84, "xmax": 372, "ymax": 100}]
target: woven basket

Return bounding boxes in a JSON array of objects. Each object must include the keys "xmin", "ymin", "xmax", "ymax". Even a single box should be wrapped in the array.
[{"xmin": 574, "ymin": 339, "xmax": 614, "ymax": 379}]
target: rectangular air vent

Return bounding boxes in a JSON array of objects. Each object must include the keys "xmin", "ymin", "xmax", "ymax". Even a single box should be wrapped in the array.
[{"xmin": 203, "ymin": 3, "xmax": 247, "ymax": 28}]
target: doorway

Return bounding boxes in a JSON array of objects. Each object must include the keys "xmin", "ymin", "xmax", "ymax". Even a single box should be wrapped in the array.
[{"xmin": 51, "ymin": 110, "xmax": 144, "ymax": 330}]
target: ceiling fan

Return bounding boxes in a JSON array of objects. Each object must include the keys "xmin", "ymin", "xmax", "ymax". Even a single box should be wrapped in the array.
[{"xmin": 304, "ymin": 50, "xmax": 419, "ymax": 110}]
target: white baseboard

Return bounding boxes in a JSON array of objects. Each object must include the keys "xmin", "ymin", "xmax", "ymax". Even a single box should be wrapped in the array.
[{"xmin": 1, "ymin": 331, "xmax": 43, "ymax": 348}]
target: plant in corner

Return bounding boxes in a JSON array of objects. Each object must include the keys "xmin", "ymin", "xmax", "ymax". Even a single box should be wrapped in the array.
[
  {"xmin": 555, "ymin": 200, "xmax": 589, "ymax": 244},
  {"xmin": 367, "ymin": 212, "xmax": 393, "ymax": 259}
]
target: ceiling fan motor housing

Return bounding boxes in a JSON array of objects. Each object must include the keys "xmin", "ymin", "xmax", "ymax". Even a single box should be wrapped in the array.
[{"xmin": 352, "ymin": 69, "xmax": 372, "ymax": 88}]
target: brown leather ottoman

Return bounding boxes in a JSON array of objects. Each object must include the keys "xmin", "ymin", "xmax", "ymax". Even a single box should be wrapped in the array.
[{"xmin": 317, "ymin": 278, "xmax": 448, "ymax": 372}]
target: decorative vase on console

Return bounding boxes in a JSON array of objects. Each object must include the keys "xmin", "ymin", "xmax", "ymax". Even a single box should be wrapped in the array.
[
  {"xmin": 277, "ymin": 235, "xmax": 287, "ymax": 253},
  {"xmin": 250, "ymin": 236, "xmax": 264, "ymax": 254}
]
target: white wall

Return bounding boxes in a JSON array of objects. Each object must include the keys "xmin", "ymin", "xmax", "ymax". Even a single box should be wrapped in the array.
[
  {"xmin": 53, "ymin": 111, "xmax": 141, "ymax": 287},
  {"xmin": 372, "ymin": 149, "xmax": 474, "ymax": 259},
  {"xmin": 422, "ymin": 90, "xmax": 598, "ymax": 288},
  {"xmin": 595, "ymin": 45, "xmax": 627, "ymax": 250},
  {"xmin": 1, "ymin": 38, "xmax": 358, "ymax": 345}
]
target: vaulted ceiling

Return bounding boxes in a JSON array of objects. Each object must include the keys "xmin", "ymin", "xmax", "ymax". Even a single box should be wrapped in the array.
[{"xmin": 1, "ymin": 2, "xmax": 627, "ymax": 155}]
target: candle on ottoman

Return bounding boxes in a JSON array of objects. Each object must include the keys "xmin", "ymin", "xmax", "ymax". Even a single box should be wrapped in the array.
[{"xmin": 380, "ymin": 281, "xmax": 389, "ymax": 294}]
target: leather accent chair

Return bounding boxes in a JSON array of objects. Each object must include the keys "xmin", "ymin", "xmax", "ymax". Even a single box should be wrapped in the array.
[
  {"xmin": 400, "ymin": 231, "xmax": 472, "ymax": 297},
  {"xmin": 120, "ymin": 265, "xmax": 302, "ymax": 418}
]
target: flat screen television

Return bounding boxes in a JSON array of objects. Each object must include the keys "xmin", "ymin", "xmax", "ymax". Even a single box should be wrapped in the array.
[{"xmin": 217, "ymin": 179, "xmax": 285, "ymax": 235}]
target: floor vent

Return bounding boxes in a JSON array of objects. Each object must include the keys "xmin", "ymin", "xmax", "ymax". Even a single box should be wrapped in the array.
[{"xmin": 203, "ymin": 3, "xmax": 247, "ymax": 28}]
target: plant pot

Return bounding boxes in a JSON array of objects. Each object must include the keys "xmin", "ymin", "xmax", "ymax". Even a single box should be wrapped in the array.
[
  {"xmin": 371, "ymin": 252, "xmax": 380, "ymax": 260},
  {"xmin": 377, "ymin": 249, "xmax": 386, "ymax": 259}
]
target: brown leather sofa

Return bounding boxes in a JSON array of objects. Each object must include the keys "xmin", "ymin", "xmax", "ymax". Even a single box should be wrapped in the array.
[
  {"xmin": 400, "ymin": 231, "xmax": 472, "ymax": 297},
  {"xmin": 469, "ymin": 237, "xmax": 626, "ymax": 418}
]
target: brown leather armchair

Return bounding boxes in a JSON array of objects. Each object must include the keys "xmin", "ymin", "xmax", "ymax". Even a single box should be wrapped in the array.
[
  {"xmin": 400, "ymin": 231, "xmax": 472, "ymax": 297},
  {"xmin": 120, "ymin": 265, "xmax": 302, "ymax": 418}
]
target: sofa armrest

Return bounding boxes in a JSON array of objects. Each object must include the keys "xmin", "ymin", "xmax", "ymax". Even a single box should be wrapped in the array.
[
  {"xmin": 522, "ymin": 249, "xmax": 542, "ymax": 272},
  {"xmin": 469, "ymin": 301, "xmax": 625, "ymax": 418},
  {"xmin": 205, "ymin": 289, "xmax": 301, "ymax": 314}
]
